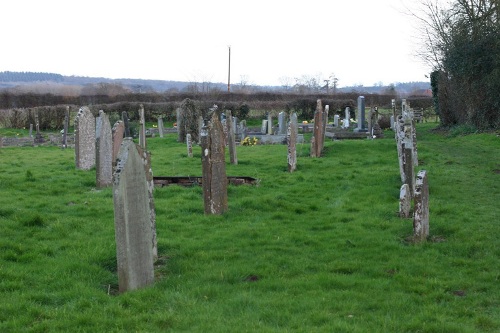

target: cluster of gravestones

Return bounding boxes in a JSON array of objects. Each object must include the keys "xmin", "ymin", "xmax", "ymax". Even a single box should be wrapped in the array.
[{"xmin": 395, "ymin": 100, "xmax": 429, "ymax": 242}]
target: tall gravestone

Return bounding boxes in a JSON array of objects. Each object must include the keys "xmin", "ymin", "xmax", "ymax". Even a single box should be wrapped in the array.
[
  {"xmin": 138, "ymin": 104, "xmax": 146, "ymax": 149},
  {"xmin": 311, "ymin": 99, "xmax": 324, "ymax": 158},
  {"xmin": 413, "ymin": 170, "xmax": 429, "ymax": 242},
  {"xmin": 403, "ymin": 120, "xmax": 415, "ymax": 194},
  {"xmin": 186, "ymin": 133, "xmax": 193, "ymax": 158},
  {"xmin": 112, "ymin": 120, "xmax": 125, "ymax": 167},
  {"xmin": 122, "ymin": 111, "xmax": 131, "ymax": 138},
  {"xmin": 113, "ymin": 138, "xmax": 155, "ymax": 292},
  {"xmin": 261, "ymin": 120, "xmax": 268, "ymax": 134},
  {"xmin": 227, "ymin": 111, "xmax": 238, "ymax": 165},
  {"xmin": 29, "ymin": 124, "xmax": 33, "ymax": 138},
  {"xmin": 34, "ymin": 112, "xmax": 44, "ymax": 144},
  {"xmin": 75, "ymin": 107, "xmax": 95, "ymax": 170},
  {"xmin": 395, "ymin": 115, "xmax": 406, "ymax": 183},
  {"xmin": 344, "ymin": 107, "xmax": 350, "ymax": 129},
  {"xmin": 96, "ymin": 111, "xmax": 113, "ymax": 188},
  {"xmin": 158, "ymin": 117, "xmax": 164, "ymax": 138},
  {"xmin": 287, "ymin": 113, "xmax": 298, "ymax": 172},
  {"xmin": 354, "ymin": 96, "xmax": 367, "ymax": 132},
  {"xmin": 278, "ymin": 112, "xmax": 286, "ymax": 135},
  {"xmin": 334, "ymin": 114, "xmax": 339, "ymax": 127},
  {"xmin": 267, "ymin": 113, "xmax": 273, "ymax": 135},
  {"xmin": 201, "ymin": 113, "xmax": 228, "ymax": 215},
  {"xmin": 62, "ymin": 106, "xmax": 70, "ymax": 149}
]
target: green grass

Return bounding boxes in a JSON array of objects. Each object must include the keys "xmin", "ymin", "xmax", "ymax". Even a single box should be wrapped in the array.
[{"xmin": 0, "ymin": 123, "xmax": 499, "ymax": 332}]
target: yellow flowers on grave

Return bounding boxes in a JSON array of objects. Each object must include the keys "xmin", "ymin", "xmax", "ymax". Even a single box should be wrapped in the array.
[{"xmin": 242, "ymin": 136, "xmax": 258, "ymax": 146}]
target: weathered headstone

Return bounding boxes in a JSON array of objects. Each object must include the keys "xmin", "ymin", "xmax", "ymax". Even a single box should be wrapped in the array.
[
  {"xmin": 413, "ymin": 170, "xmax": 429, "ymax": 242},
  {"xmin": 62, "ymin": 106, "xmax": 70, "ymax": 148},
  {"xmin": 158, "ymin": 117, "xmax": 164, "ymax": 138},
  {"xmin": 267, "ymin": 113, "xmax": 273, "ymax": 135},
  {"xmin": 96, "ymin": 110, "xmax": 113, "ymax": 188},
  {"xmin": 311, "ymin": 99, "xmax": 324, "ymax": 158},
  {"xmin": 221, "ymin": 118, "xmax": 228, "ymax": 146},
  {"xmin": 75, "ymin": 107, "xmax": 96, "ymax": 170},
  {"xmin": 122, "ymin": 111, "xmax": 131, "ymax": 138},
  {"xmin": 186, "ymin": 133, "xmax": 193, "ymax": 158},
  {"xmin": 287, "ymin": 113, "xmax": 298, "ymax": 172},
  {"xmin": 240, "ymin": 120, "xmax": 247, "ymax": 140},
  {"xmin": 403, "ymin": 121, "xmax": 415, "ymax": 193},
  {"xmin": 399, "ymin": 183, "xmax": 411, "ymax": 218},
  {"xmin": 112, "ymin": 120, "xmax": 125, "ymax": 166},
  {"xmin": 354, "ymin": 96, "xmax": 367, "ymax": 132},
  {"xmin": 113, "ymin": 138, "xmax": 155, "ymax": 292},
  {"xmin": 29, "ymin": 124, "xmax": 33, "ymax": 138},
  {"xmin": 227, "ymin": 111, "xmax": 238, "ymax": 165},
  {"xmin": 261, "ymin": 120, "xmax": 268, "ymax": 134},
  {"xmin": 138, "ymin": 104, "xmax": 146, "ymax": 149},
  {"xmin": 344, "ymin": 107, "xmax": 350, "ymax": 129},
  {"xmin": 34, "ymin": 112, "xmax": 44, "ymax": 144},
  {"xmin": 201, "ymin": 112, "xmax": 228, "ymax": 215},
  {"xmin": 333, "ymin": 114, "xmax": 339, "ymax": 127}
]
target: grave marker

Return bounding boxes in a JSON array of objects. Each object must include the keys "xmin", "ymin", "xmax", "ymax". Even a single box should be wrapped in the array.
[
  {"xmin": 158, "ymin": 117, "xmax": 164, "ymax": 138},
  {"xmin": 122, "ymin": 111, "xmax": 131, "ymax": 137},
  {"xmin": 96, "ymin": 111, "xmax": 113, "ymax": 188},
  {"xmin": 75, "ymin": 106, "xmax": 96, "ymax": 170},
  {"xmin": 227, "ymin": 111, "xmax": 238, "ymax": 165},
  {"xmin": 138, "ymin": 104, "xmax": 146, "ymax": 149},
  {"xmin": 112, "ymin": 120, "xmax": 125, "ymax": 167},
  {"xmin": 62, "ymin": 106, "xmax": 70, "ymax": 148},
  {"xmin": 399, "ymin": 184, "xmax": 411, "ymax": 218},
  {"xmin": 413, "ymin": 170, "xmax": 429, "ymax": 242},
  {"xmin": 186, "ymin": 133, "xmax": 193, "ymax": 158},
  {"xmin": 354, "ymin": 96, "xmax": 367, "ymax": 132},
  {"xmin": 287, "ymin": 113, "xmax": 298, "ymax": 172}
]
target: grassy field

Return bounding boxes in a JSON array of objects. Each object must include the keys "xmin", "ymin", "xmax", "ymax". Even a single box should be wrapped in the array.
[{"xmin": 0, "ymin": 123, "xmax": 498, "ymax": 332}]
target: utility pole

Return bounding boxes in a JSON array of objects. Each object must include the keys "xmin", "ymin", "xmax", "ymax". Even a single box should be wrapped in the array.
[{"xmin": 227, "ymin": 46, "xmax": 231, "ymax": 93}]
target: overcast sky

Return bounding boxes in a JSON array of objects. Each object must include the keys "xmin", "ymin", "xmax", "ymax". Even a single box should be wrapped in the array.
[{"xmin": 1, "ymin": 0, "xmax": 430, "ymax": 88}]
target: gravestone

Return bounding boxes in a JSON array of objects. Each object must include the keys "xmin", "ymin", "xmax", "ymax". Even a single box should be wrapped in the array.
[
  {"xmin": 403, "ymin": 122, "xmax": 415, "ymax": 193},
  {"xmin": 138, "ymin": 104, "xmax": 146, "ymax": 149},
  {"xmin": 158, "ymin": 117, "xmax": 164, "ymax": 138},
  {"xmin": 287, "ymin": 113, "xmax": 298, "ymax": 172},
  {"xmin": 354, "ymin": 96, "xmax": 367, "ymax": 132},
  {"xmin": 240, "ymin": 120, "xmax": 247, "ymax": 140},
  {"xmin": 96, "ymin": 110, "xmax": 113, "ymax": 188},
  {"xmin": 413, "ymin": 170, "xmax": 429, "ymax": 242},
  {"xmin": 75, "ymin": 106, "xmax": 96, "ymax": 170},
  {"xmin": 112, "ymin": 120, "xmax": 125, "ymax": 166},
  {"xmin": 186, "ymin": 133, "xmax": 193, "ymax": 158},
  {"xmin": 310, "ymin": 99, "xmax": 324, "ymax": 158},
  {"xmin": 201, "ymin": 112, "xmax": 228, "ymax": 215},
  {"xmin": 399, "ymin": 184, "xmax": 411, "ymax": 218},
  {"xmin": 62, "ymin": 106, "xmax": 70, "ymax": 148},
  {"xmin": 278, "ymin": 111, "xmax": 286, "ymax": 135},
  {"xmin": 261, "ymin": 120, "xmax": 268, "ymax": 134},
  {"xmin": 34, "ymin": 112, "xmax": 44, "ymax": 144},
  {"xmin": 29, "ymin": 124, "xmax": 33, "ymax": 138},
  {"xmin": 344, "ymin": 107, "xmax": 350, "ymax": 129},
  {"xmin": 334, "ymin": 114, "xmax": 339, "ymax": 127},
  {"xmin": 113, "ymin": 138, "xmax": 155, "ymax": 292},
  {"xmin": 395, "ymin": 115, "xmax": 406, "ymax": 183},
  {"xmin": 390, "ymin": 115, "xmax": 395, "ymax": 130},
  {"xmin": 227, "ymin": 111, "xmax": 238, "ymax": 165},
  {"xmin": 221, "ymin": 118, "xmax": 228, "ymax": 146},
  {"xmin": 122, "ymin": 111, "xmax": 131, "ymax": 137},
  {"xmin": 267, "ymin": 114, "xmax": 273, "ymax": 135}
]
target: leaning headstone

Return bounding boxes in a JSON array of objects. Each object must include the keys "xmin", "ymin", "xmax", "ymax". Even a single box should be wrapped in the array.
[
  {"xmin": 354, "ymin": 96, "xmax": 367, "ymax": 132},
  {"xmin": 413, "ymin": 170, "xmax": 429, "ymax": 242},
  {"xmin": 227, "ymin": 111, "xmax": 238, "ymax": 165},
  {"xmin": 399, "ymin": 184, "xmax": 411, "ymax": 218},
  {"xmin": 75, "ymin": 106, "xmax": 96, "ymax": 170},
  {"xmin": 122, "ymin": 111, "xmax": 131, "ymax": 137},
  {"xmin": 62, "ymin": 106, "xmax": 70, "ymax": 148},
  {"xmin": 158, "ymin": 117, "xmax": 164, "ymax": 138},
  {"xmin": 287, "ymin": 113, "xmax": 298, "ymax": 172},
  {"xmin": 138, "ymin": 104, "xmax": 146, "ymax": 149},
  {"xmin": 96, "ymin": 111, "xmax": 113, "ymax": 188},
  {"xmin": 186, "ymin": 133, "xmax": 193, "ymax": 158},
  {"xmin": 112, "ymin": 120, "xmax": 125, "ymax": 166},
  {"xmin": 201, "ymin": 112, "xmax": 228, "ymax": 215},
  {"xmin": 113, "ymin": 138, "xmax": 155, "ymax": 292}
]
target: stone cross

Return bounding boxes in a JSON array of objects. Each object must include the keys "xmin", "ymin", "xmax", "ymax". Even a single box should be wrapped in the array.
[
  {"xmin": 138, "ymin": 104, "xmax": 146, "ymax": 149},
  {"xmin": 113, "ymin": 138, "xmax": 155, "ymax": 292},
  {"xmin": 413, "ymin": 170, "xmax": 429, "ymax": 242},
  {"xmin": 75, "ymin": 107, "xmax": 95, "ymax": 170},
  {"xmin": 201, "ymin": 112, "xmax": 228, "ymax": 215},
  {"xmin": 112, "ymin": 121, "xmax": 125, "ymax": 167},
  {"xmin": 287, "ymin": 113, "xmax": 298, "ymax": 172},
  {"xmin": 227, "ymin": 111, "xmax": 238, "ymax": 165},
  {"xmin": 96, "ymin": 110, "xmax": 113, "ymax": 188}
]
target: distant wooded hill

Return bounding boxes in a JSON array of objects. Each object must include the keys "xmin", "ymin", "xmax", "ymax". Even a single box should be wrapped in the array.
[{"xmin": 0, "ymin": 71, "xmax": 430, "ymax": 96}]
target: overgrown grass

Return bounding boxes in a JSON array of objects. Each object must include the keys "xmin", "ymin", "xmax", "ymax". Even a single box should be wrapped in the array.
[{"xmin": 0, "ymin": 123, "xmax": 498, "ymax": 332}]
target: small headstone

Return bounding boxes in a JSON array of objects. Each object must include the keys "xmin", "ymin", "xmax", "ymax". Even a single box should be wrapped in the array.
[
  {"xmin": 186, "ymin": 133, "xmax": 193, "ymax": 158},
  {"xmin": 75, "ymin": 106, "xmax": 96, "ymax": 170},
  {"xmin": 333, "ymin": 115, "xmax": 339, "ymax": 127},
  {"xmin": 267, "ymin": 114, "xmax": 273, "ymax": 135},
  {"xmin": 96, "ymin": 111, "xmax": 113, "ymax": 188},
  {"xmin": 261, "ymin": 120, "xmax": 268, "ymax": 134},
  {"xmin": 112, "ymin": 120, "xmax": 125, "ymax": 166},
  {"xmin": 278, "ymin": 111, "xmax": 286, "ymax": 135},
  {"xmin": 113, "ymin": 138, "xmax": 155, "ymax": 292},
  {"xmin": 287, "ymin": 113, "xmax": 298, "ymax": 172},
  {"xmin": 311, "ymin": 99, "xmax": 324, "ymax": 158},
  {"xmin": 413, "ymin": 170, "xmax": 429, "ymax": 242},
  {"xmin": 399, "ymin": 184, "xmax": 411, "ymax": 218},
  {"xmin": 62, "ymin": 106, "xmax": 69, "ymax": 148}
]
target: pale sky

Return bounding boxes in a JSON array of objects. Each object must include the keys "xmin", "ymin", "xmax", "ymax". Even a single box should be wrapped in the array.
[{"xmin": 1, "ymin": 0, "xmax": 430, "ymax": 88}]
